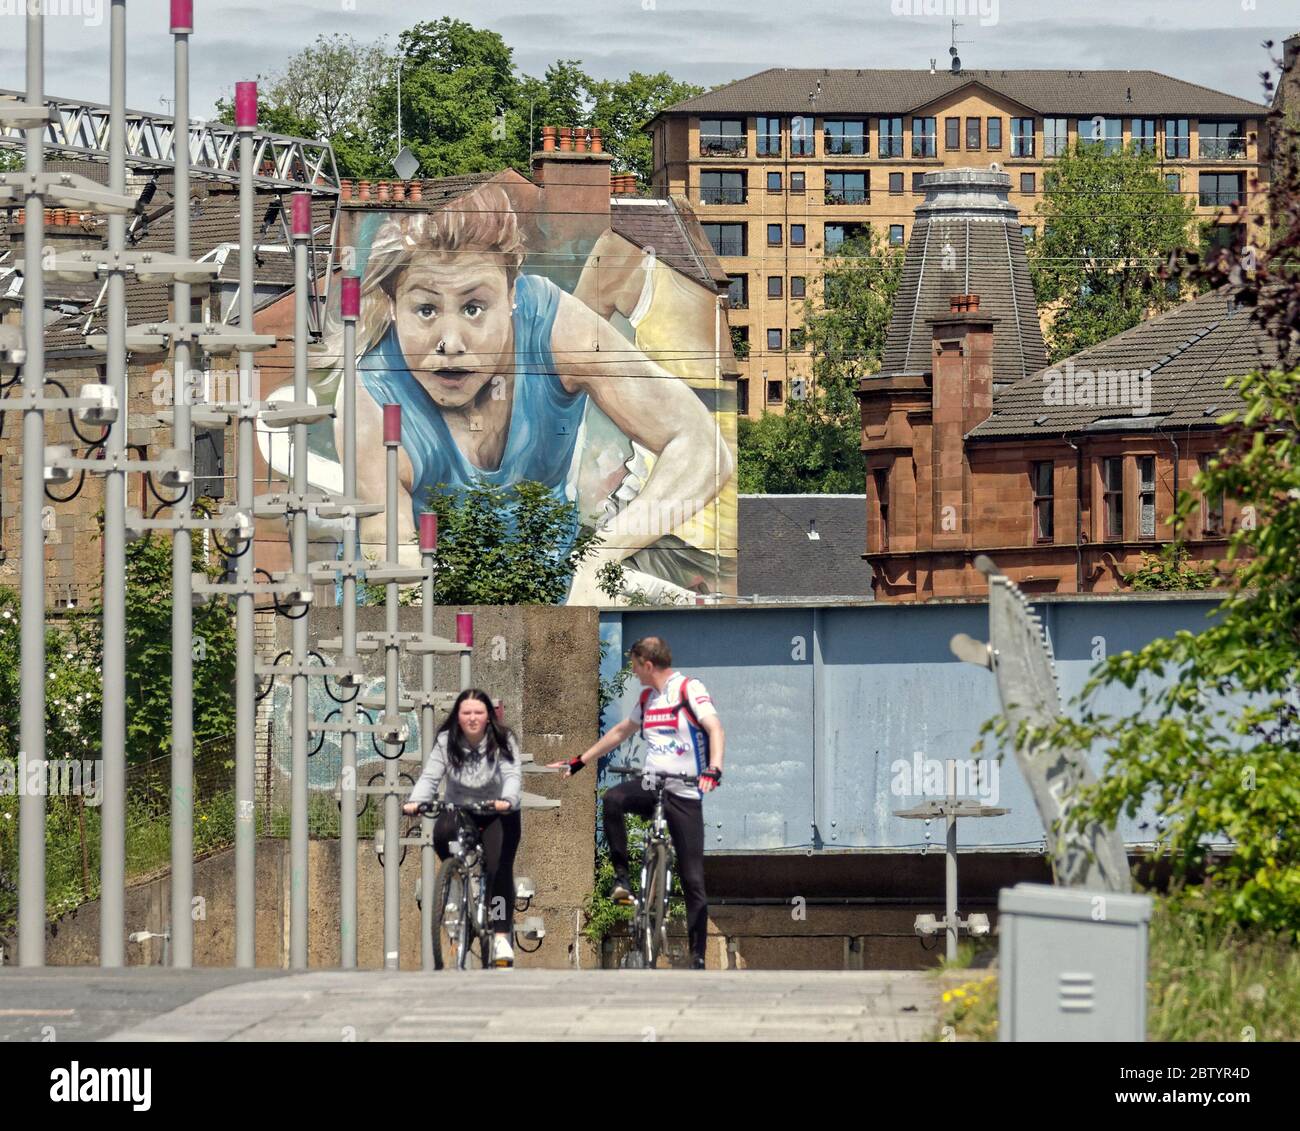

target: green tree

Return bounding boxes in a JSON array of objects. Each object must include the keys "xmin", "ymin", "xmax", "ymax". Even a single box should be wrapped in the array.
[
  {"xmin": 1031, "ymin": 140, "xmax": 1196, "ymax": 361},
  {"xmin": 1006, "ymin": 103, "xmax": 1300, "ymax": 936},
  {"xmin": 738, "ymin": 230, "xmax": 902, "ymax": 493},
  {"xmin": 588, "ymin": 72, "xmax": 705, "ymax": 182},
  {"xmin": 420, "ymin": 479, "xmax": 601, "ymax": 604}
]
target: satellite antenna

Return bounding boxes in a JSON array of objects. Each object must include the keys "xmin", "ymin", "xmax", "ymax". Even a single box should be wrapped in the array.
[{"xmin": 949, "ymin": 18, "xmax": 965, "ymax": 74}]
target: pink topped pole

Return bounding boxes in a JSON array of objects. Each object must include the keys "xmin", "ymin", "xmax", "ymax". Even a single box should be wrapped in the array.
[
  {"xmin": 169, "ymin": 0, "xmax": 193, "ymax": 33},
  {"xmin": 383, "ymin": 402, "xmax": 402, "ymax": 445},
  {"xmin": 419, "ymin": 512, "xmax": 438, "ymax": 553},
  {"xmin": 456, "ymin": 613, "xmax": 473, "ymax": 690},
  {"xmin": 340, "ymin": 274, "xmax": 360, "ymax": 319},
  {"xmin": 234, "ymin": 80, "xmax": 257, "ymax": 129},
  {"xmin": 290, "ymin": 191, "xmax": 311, "ymax": 238}
]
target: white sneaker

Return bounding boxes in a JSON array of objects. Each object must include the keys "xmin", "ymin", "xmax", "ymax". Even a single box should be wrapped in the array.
[{"xmin": 491, "ymin": 933, "xmax": 514, "ymax": 968}]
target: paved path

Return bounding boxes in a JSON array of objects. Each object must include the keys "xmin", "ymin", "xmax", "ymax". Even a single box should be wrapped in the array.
[{"xmin": 1, "ymin": 969, "xmax": 942, "ymax": 1041}]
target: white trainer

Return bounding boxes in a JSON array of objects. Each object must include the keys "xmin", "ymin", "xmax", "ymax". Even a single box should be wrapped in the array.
[{"xmin": 491, "ymin": 933, "xmax": 514, "ymax": 968}]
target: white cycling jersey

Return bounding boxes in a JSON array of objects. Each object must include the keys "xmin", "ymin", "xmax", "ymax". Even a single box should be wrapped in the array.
[{"xmin": 633, "ymin": 672, "xmax": 717, "ymax": 801}]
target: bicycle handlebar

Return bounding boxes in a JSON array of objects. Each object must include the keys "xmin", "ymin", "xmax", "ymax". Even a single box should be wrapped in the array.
[
  {"xmin": 413, "ymin": 799, "xmax": 501, "ymax": 817},
  {"xmin": 606, "ymin": 766, "xmax": 701, "ymax": 784}
]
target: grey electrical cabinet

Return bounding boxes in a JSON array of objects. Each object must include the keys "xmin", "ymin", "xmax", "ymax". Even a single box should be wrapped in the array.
[{"xmin": 998, "ymin": 883, "xmax": 1152, "ymax": 1042}]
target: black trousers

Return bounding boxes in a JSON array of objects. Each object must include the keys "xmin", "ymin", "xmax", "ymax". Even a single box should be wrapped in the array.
[
  {"xmin": 433, "ymin": 809, "xmax": 522, "ymax": 935},
  {"xmin": 603, "ymin": 780, "xmax": 708, "ymax": 962}
]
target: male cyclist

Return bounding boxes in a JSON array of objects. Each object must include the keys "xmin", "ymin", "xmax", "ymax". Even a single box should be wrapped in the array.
[{"xmin": 550, "ymin": 636, "xmax": 724, "ymax": 969}]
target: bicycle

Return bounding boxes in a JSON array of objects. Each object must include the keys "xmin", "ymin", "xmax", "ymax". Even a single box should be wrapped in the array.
[
  {"xmin": 415, "ymin": 799, "xmax": 503, "ymax": 971},
  {"xmin": 606, "ymin": 766, "xmax": 699, "ymax": 970}
]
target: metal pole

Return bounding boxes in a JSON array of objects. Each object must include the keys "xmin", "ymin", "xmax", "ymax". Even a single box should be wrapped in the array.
[
  {"xmin": 17, "ymin": 3, "xmax": 47, "ymax": 967},
  {"xmin": 289, "ymin": 192, "xmax": 311, "ymax": 969},
  {"xmin": 169, "ymin": 0, "xmax": 195, "ymax": 969},
  {"xmin": 99, "ymin": 0, "xmax": 128, "ymax": 969},
  {"xmin": 233, "ymin": 81, "xmax": 257, "ymax": 968},
  {"xmin": 945, "ymin": 758, "xmax": 958, "ymax": 964},
  {"xmin": 419, "ymin": 512, "xmax": 436, "ymax": 972},
  {"xmin": 382, "ymin": 403, "xmax": 401, "ymax": 970},
  {"xmin": 339, "ymin": 275, "xmax": 360, "ymax": 968}
]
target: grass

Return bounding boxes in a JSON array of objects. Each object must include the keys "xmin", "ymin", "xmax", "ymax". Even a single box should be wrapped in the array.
[{"xmin": 939, "ymin": 896, "xmax": 1300, "ymax": 1042}]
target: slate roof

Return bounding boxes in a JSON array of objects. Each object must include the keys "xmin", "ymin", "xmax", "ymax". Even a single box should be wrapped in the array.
[
  {"xmin": 610, "ymin": 196, "xmax": 729, "ymax": 292},
  {"xmin": 967, "ymin": 286, "xmax": 1289, "ymax": 440},
  {"xmin": 737, "ymin": 494, "xmax": 872, "ymax": 599},
  {"xmin": 876, "ymin": 168, "xmax": 1047, "ymax": 388},
  {"xmin": 656, "ymin": 69, "xmax": 1267, "ymax": 119}
]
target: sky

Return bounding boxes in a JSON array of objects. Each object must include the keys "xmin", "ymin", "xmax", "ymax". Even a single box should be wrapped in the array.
[{"xmin": 0, "ymin": 0, "xmax": 1294, "ymax": 122}]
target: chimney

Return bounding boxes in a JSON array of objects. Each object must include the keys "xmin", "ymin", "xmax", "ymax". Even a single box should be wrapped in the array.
[{"xmin": 532, "ymin": 122, "xmax": 615, "ymax": 222}]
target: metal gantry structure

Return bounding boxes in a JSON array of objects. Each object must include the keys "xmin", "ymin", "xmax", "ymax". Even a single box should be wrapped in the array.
[{"xmin": 3, "ymin": 1, "xmax": 540, "ymax": 971}]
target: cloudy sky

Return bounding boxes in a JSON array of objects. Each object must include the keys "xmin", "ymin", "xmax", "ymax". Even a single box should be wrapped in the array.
[{"xmin": 0, "ymin": 0, "xmax": 1293, "ymax": 120}]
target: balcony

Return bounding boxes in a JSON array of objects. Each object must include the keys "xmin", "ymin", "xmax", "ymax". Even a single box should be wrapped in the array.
[
  {"xmin": 824, "ymin": 139, "xmax": 867, "ymax": 156},
  {"xmin": 699, "ymin": 134, "xmax": 746, "ymax": 157},
  {"xmin": 700, "ymin": 186, "xmax": 747, "ymax": 205},
  {"xmin": 823, "ymin": 189, "xmax": 868, "ymax": 205},
  {"xmin": 1199, "ymin": 137, "xmax": 1247, "ymax": 159}
]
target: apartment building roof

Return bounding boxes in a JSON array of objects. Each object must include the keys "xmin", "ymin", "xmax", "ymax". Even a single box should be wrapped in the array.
[
  {"xmin": 968, "ymin": 286, "xmax": 1288, "ymax": 440},
  {"xmin": 876, "ymin": 167, "xmax": 1048, "ymax": 387},
  {"xmin": 610, "ymin": 195, "xmax": 730, "ymax": 291},
  {"xmin": 655, "ymin": 68, "xmax": 1268, "ymax": 120},
  {"xmin": 738, "ymin": 493, "xmax": 873, "ymax": 599}
]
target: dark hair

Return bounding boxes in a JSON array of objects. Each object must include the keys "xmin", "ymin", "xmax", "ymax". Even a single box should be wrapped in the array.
[
  {"xmin": 629, "ymin": 636, "xmax": 672, "ymax": 669},
  {"xmin": 438, "ymin": 688, "xmax": 516, "ymax": 770}
]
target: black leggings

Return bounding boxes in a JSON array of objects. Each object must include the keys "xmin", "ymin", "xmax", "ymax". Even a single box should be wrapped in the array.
[
  {"xmin": 603, "ymin": 781, "xmax": 708, "ymax": 962},
  {"xmin": 433, "ymin": 809, "xmax": 522, "ymax": 935}
]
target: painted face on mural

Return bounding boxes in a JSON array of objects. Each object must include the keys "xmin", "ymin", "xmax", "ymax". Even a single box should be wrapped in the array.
[{"xmin": 391, "ymin": 252, "xmax": 514, "ymax": 409}]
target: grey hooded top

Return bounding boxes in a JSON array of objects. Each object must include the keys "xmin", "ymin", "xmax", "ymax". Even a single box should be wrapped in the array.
[{"xmin": 407, "ymin": 729, "xmax": 522, "ymax": 811}]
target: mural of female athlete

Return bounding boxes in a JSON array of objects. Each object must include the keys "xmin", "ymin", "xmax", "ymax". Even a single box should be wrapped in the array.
[{"xmin": 314, "ymin": 181, "xmax": 733, "ymax": 605}]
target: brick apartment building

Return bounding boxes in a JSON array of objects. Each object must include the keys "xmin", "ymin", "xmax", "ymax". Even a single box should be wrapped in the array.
[
  {"xmin": 859, "ymin": 167, "xmax": 1281, "ymax": 602},
  {"xmin": 647, "ymin": 66, "xmax": 1270, "ymax": 418}
]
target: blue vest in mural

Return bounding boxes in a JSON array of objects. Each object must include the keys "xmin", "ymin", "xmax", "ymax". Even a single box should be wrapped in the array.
[{"xmin": 358, "ymin": 273, "xmax": 588, "ymax": 549}]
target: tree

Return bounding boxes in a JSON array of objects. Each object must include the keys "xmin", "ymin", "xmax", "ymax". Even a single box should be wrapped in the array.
[
  {"xmin": 738, "ymin": 230, "xmax": 903, "ymax": 493},
  {"xmin": 420, "ymin": 479, "xmax": 601, "ymax": 604},
  {"xmin": 588, "ymin": 72, "xmax": 705, "ymax": 182},
  {"xmin": 1030, "ymin": 139, "xmax": 1196, "ymax": 361},
  {"xmin": 1010, "ymin": 67, "xmax": 1300, "ymax": 937}
]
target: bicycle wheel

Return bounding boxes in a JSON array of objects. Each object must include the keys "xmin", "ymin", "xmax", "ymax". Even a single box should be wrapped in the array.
[
  {"xmin": 643, "ymin": 841, "xmax": 669, "ymax": 968},
  {"xmin": 466, "ymin": 873, "xmax": 491, "ymax": 970},
  {"xmin": 433, "ymin": 858, "xmax": 466, "ymax": 972}
]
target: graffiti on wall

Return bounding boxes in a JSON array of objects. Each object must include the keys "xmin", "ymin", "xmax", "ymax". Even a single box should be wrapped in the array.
[{"xmin": 256, "ymin": 174, "xmax": 737, "ymax": 604}]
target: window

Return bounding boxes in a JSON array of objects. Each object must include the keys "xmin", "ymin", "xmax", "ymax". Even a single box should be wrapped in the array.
[
  {"xmin": 726, "ymin": 274, "xmax": 748, "ymax": 308},
  {"xmin": 730, "ymin": 325, "xmax": 750, "ymax": 359},
  {"xmin": 1200, "ymin": 173, "xmax": 1244, "ymax": 207},
  {"xmin": 912, "ymin": 116, "xmax": 937, "ymax": 157},
  {"xmin": 1103, "ymin": 457, "xmax": 1124, "ymax": 540},
  {"xmin": 1199, "ymin": 454, "xmax": 1223, "ymax": 535},
  {"xmin": 1080, "ymin": 116, "xmax": 1121, "ymax": 154},
  {"xmin": 194, "ymin": 427, "xmax": 225, "ymax": 500},
  {"xmin": 790, "ymin": 115, "xmax": 814, "ymax": 156},
  {"xmin": 912, "ymin": 172, "xmax": 926, "ymax": 193},
  {"xmin": 889, "ymin": 172, "xmax": 904, "ymax": 194},
  {"xmin": 767, "ymin": 379, "xmax": 784, "ymax": 404},
  {"xmin": 945, "ymin": 116, "xmax": 961, "ymax": 150},
  {"xmin": 1043, "ymin": 117, "xmax": 1069, "ymax": 157},
  {"xmin": 1200, "ymin": 120, "xmax": 1245, "ymax": 159},
  {"xmin": 790, "ymin": 327, "xmax": 806, "ymax": 351},
  {"xmin": 757, "ymin": 116, "xmax": 781, "ymax": 156},
  {"xmin": 767, "ymin": 171, "xmax": 782, "ymax": 192},
  {"xmin": 790, "ymin": 275, "xmax": 806, "ymax": 298},
  {"xmin": 1165, "ymin": 118, "xmax": 1189, "ymax": 159},
  {"xmin": 824, "ymin": 171, "xmax": 868, "ymax": 204},
  {"xmin": 699, "ymin": 170, "xmax": 745, "ymax": 205},
  {"xmin": 1020, "ymin": 172, "xmax": 1035, "ymax": 195},
  {"xmin": 824, "ymin": 119, "xmax": 867, "ymax": 155},
  {"xmin": 889, "ymin": 224, "xmax": 904, "ymax": 246},
  {"xmin": 699, "ymin": 118, "xmax": 745, "ymax": 156},
  {"xmin": 790, "ymin": 171, "xmax": 806, "ymax": 194},
  {"xmin": 873, "ymin": 468, "xmax": 889, "ymax": 551},
  {"xmin": 790, "ymin": 224, "xmax": 806, "ymax": 247},
  {"xmin": 767, "ymin": 275, "xmax": 783, "ymax": 298},
  {"xmin": 1166, "ymin": 173, "xmax": 1182, "ymax": 194},
  {"xmin": 966, "ymin": 116, "xmax": 981, "ymax": 150},
  {"xmin": 737, "ymin": 378, "xmax": 749, "ymax": 416},
  {"xmin": 1021, "ymin": 225, "xmax": 1035, "ymax": 243},
  {"xmin": 767, "ymin": 328, "xmax": 783, "ymax": 351},
  {"xmin": 1205, "ymin": 222, "xmax": 1245, "ymax": 254},
  {"xmin": 1134, "ymin": 118, "xmax": 1157, "ymax": 154},
  {"xmin": 824, "ymin": 222, "xmax": 868, "ymax": 253},
  {"xmin": 880, "ymin": 116, "xmax": 904, "ymax": 157},
  {"xmin": 703, "ymin": 223, "xmax": 746, "ymax": 257},
  {"xmin": 1138, "ymin": 456, "xmax": 1157, "ymax": 539},
  {"xmin": 1011, "ymin": 117, "xmax": 1035, "ymax": 157},
  {"xmin": 767, "ymin": 223, "xmax": 783, "ymax": 247},
  {"xmin": 1031, "ymin": 462, "xmax": 1054, "ymax": 542},
  {"xmin": 986, "ymin": 117, "xmax": 1002, "ymax": 150}
]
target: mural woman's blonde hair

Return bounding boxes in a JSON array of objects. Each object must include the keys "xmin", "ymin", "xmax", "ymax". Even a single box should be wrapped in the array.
[{"xmin": 309, "ymin": 181, "xmax": 528, "ymax": 410}]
